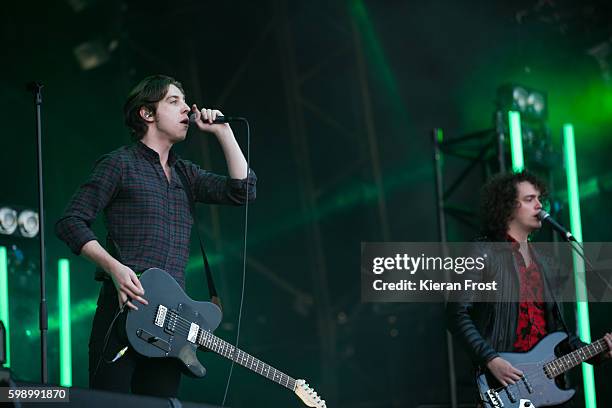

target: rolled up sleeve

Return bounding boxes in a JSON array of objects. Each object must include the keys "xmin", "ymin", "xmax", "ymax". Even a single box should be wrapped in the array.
[{"xmin": 180, "ymin": 160, "xmax": 256, "ymax": 205}]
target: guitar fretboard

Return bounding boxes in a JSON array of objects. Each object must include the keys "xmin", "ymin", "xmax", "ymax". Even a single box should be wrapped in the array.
[
  {"xmin": 196, "ymin": 326, "xmax": 297, "ymax": 391},
  {"xmin": 544, "ymin": 337, "xmax": 609, "ymax": 378}
]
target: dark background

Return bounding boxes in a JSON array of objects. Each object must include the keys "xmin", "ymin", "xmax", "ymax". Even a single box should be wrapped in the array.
[{"xmin": 2, "ymin": 0, "xmax": 612, "ymax": 407}]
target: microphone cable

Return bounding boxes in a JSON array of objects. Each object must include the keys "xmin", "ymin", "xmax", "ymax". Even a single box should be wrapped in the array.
[
  {"xmin": 91, "ymin": 299, "xmax": 129, "ymax": 384},
  {"xmin": 221, "ymin": 118, "xmax": 251, "ymax": 407}
]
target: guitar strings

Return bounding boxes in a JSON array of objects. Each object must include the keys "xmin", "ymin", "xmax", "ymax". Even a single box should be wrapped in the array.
[
  {"xmin": 159, "ymin": 310, "xmax": 295, "ymax": 387},
  {"xmin": 485, "ymin": 339, "xmax": 607, "ymax": 394},
  {"xmin": 486, "ymin": 363, "xmax": 569, "ymax": 394}
]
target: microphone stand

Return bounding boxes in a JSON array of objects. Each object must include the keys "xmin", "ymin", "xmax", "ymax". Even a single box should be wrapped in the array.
[
  {"xmin": 27, "ymin": 82, "xmax": 48, "ymax": 384},
  {"xmin": 558, "ymin": 232, "xmax": 612, "ymax": 299}
]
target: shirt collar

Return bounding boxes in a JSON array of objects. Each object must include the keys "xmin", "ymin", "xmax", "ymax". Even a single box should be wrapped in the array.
[
  {"xmin": 506, "ymin": 234, "xmax": 521, "ymax": 252},
  {"xmin": 136, "ymin": 141, "xmax": 178, "ymax": 167}
]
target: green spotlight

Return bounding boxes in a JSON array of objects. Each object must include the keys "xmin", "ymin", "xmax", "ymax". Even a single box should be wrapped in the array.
[
  {"xmin": 508, "ymin": 111, "xmax": 524, "ymax": 172},
  {"xmin": 563, "ymin": 123, "xmax": 596, "ymax": 408},
  {"xmin": 58, "ymin": 259, "xmax": 72, "ymax": 387},
  {"xmin": 0, "ymin": 246, "xmax": 9, "ymax": 367}
]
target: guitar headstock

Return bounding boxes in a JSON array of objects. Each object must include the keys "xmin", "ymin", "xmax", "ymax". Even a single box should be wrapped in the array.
[{"xmin": 294, "ymin": 379, "xmax": 326, "ymax": 408}]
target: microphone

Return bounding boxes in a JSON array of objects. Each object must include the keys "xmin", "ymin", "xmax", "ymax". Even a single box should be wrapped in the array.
[
  {"xmin": 537, "ymin": 210, "xmax": 576, "ymax": 241},
  {"xmin": 189, "ymin": 113, "xmax": 239, "ymax": 124}
]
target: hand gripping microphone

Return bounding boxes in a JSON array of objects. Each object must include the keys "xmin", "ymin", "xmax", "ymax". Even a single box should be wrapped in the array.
[{"xmin": 189, "ymin": 113, "xmax": 245, "ymax": 124}]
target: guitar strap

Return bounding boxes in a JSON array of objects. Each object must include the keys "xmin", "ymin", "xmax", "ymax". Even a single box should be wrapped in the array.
[{"xmin": 176, "ymin": 161, "xmax": 222, "ymax": 309}]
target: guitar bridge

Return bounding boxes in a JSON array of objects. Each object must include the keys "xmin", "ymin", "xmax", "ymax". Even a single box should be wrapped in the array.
[{"xmin": 486, "ymin": 389, "xmax": 504, "ymax": 408}]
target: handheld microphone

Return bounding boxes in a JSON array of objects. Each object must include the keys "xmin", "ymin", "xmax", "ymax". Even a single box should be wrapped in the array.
[
  {"xmin": 189, "ymin": 113, "xmax": 242, "ymax": 124},
  {"xmin": 537, "ymin": 210, "xmax": 576, "ymax": 242}
]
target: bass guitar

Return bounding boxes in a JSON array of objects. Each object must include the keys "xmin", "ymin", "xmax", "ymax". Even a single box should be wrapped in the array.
[
  {"xmin": 125, "ymin": 268, "xmax": 326, "ymax": 407},
  {"xmin": 477, "ymin": 331, "xmax": 609, "ymax": 407}
]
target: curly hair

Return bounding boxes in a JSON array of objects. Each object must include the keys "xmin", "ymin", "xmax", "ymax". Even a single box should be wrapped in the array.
[
  {"xmin": 123, "ymin": 74, "xmax": 185, "ymax": 141},
  {"xmin": 480, "ymin": 170, "xmax": 548, "ymax": 240}
]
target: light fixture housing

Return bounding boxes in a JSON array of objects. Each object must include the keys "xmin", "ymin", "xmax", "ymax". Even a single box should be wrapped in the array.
[
  {"xmin": 497, "ymin": 84, "xmax": 548, "ymax": 122},
  {"xmin": 0, "ymin": 207, "xmax": 18, "ymax": 235},
  {"xmin": 18, "ymin": 210, "xmax": 39, "ymax": 238}
]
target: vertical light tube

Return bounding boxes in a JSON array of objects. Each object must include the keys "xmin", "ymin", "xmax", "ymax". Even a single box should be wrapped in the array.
[
  {"xmin": 563, "ymin": 123, "xmax": 596, "ymax": 408},
  {"xmin": 0, "ymin": 246, "xmax": 9, "ymax": 368},
  {"xmin": 58, "ymin": 259, "xmax": 72, "ymax": 387},
  {"xmin": 508, "ymin": 111, "xmax": 524, "ymax": 172}
]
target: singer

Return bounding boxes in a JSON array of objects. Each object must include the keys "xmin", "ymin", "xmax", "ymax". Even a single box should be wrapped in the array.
[
  {"xmin": 445, "ymin": 170, "xmax": 611, "ymax": 408},
  {"xmin": 55, "ymin": 74, "xmax": 256, "ymax": 397}
]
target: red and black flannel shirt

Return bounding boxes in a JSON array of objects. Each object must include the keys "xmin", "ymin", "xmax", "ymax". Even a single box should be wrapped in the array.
[
  {"xmin": 55, "ymin": 141, "xmax": 256, "ymax": 288},
  {"xmin": 507, "ymin": 236, "xmax": 548, "ymax": 352}
]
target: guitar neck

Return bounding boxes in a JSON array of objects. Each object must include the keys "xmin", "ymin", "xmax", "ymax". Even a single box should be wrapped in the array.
[
  {"xmin": 545, "ymin": 337, "xmax": 609, "ymax": 377},
  {"xmin": 196, "ymin": 328, "xmax": 297, "ymax": 391}
]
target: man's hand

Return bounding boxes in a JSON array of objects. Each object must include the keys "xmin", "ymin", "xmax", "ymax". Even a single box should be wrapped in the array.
[
  {"xmin": 189, "ymin": 104, "xmax": 248, "ymax": 180},
  {"xmin": 108, "ymin": 263, "xmax": 148, "ymax": 311},
  {"xmin": 486, "ymin": 357, "xmax": 524, "ymax": 387},
  {"xmin": 191, "ymin": 105, "xmax": 232, "ymax": 136},
  {"xmin": 604, "ymin": 332, "xmax": 612, "ymax": 359}
]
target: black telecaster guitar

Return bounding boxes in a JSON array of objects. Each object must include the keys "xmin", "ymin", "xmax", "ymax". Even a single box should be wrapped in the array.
[
  {"xmin": 125, "ymin": 268, "xmax": 326, "ymax": 407},
  {"xmin": 477, "ymin": 331, "xmax": 609, "ymax": 408}
]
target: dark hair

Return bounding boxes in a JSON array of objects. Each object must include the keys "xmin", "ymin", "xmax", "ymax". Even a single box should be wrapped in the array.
[
  {"xmin": 480, "ymin": 170, "xmax": 548, "ymax": 240},
  {"xmin": 123, "ymin": 75, "xmax": 185, "ymax": 140}
]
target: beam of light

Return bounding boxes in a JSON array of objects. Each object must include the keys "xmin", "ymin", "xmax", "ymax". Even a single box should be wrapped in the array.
[
  {"xmin": 563, "ymin": 123, "xmax": 596, "ymax": 408},
  {"xmin": 508, "ymin": 111, "xmax": 524, "ymax": 172},
  {"xmin": 0, "ymin": 246, "xmax": 9, "ymax": 367},
  {"xmin": 58, "ymin": 259, "xmax": 72, "ymax": 387}
]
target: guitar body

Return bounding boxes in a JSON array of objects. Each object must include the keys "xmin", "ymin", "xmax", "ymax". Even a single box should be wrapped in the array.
[
  {"xmin": 125, "ymin": 268, "xmax": 223, "ymax": 378},
  {"xmin": 478, "ymin": 332, "xmax": 575, "ymax": 408},
  {"xmin": 125, "ymin": 268, "xmax": 327, "ymax": 408}
]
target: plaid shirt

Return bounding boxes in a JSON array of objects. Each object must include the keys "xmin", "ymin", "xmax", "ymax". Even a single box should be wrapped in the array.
[{"xmin": 55, "ymin": 141, "xmax": 256, "ymax": 287}]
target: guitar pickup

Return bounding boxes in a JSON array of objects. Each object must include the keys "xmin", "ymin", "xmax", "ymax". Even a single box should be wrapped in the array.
[
  {"xmin": 155, "ymin": 305, "xmax": 168, "ymax": 328},
  {"xmin": 136, "ymin": 329, "xmax": 171, "ymax": 352},
  {"xmin": 505, "ymin": 387, "xmax": 516, "ymax": 403},
  {"xmin": 521, "ymin": 375, "xmax": 534, "ymax": 393},
  {"xmin": 187, "ymin": 323, "xmax": 200, "ymax": 344}
]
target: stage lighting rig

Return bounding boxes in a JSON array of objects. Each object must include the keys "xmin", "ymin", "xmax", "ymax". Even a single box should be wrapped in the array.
[
  {"xmin": 497, "ymin": 84, "xmax": 547, "ymax": 123},
  {"xmin": 0, "ymin": 206, "xmax": 39, "ymax": 239}
]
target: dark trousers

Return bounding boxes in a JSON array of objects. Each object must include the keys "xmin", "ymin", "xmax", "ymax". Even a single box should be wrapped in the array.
[{"xmin": 88, "ymin": 280, "xmax": 182, "ymax": 398}]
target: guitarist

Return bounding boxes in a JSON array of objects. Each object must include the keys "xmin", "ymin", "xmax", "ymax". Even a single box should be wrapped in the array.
[
  {"xmin": 446, "ymin": 170, "xmax": 612, "ymax": 407},
  {"xmin": 55, "ymin": 75, "xmax": 256, "ymax": 397}
]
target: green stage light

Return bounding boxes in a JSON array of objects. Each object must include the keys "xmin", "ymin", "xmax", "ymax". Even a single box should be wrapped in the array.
[
  {"xmin": 0, "ymin": 246, "xmax": 9, "ymax": 367},
  {"xmin": 563, "ymin": 123, "xmax": 596, "ymax": 408},
  {"xmin": 58, "ymin": 259, "xmax": 72, "ymax": 387},
  {"xmin": 508, "ymin": 111, "xmax": 524, "ymax": 172}
]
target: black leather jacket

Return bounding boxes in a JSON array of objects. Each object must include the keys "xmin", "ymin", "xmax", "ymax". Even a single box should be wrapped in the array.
[{"xmin": 445, "ymin": 241, "xmax": 583, "ymax": 368}]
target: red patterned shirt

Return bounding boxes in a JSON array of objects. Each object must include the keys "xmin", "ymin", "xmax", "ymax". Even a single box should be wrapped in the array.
[{"xmin": 508, "ymin": 236, "xmax": 548, "ymax": 352}]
